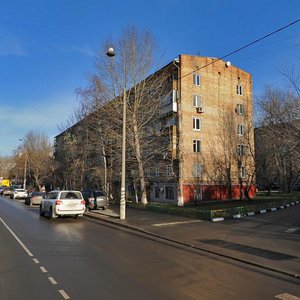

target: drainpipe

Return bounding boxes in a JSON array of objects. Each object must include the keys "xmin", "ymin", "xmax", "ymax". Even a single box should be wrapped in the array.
[{"xmin": 173, "ymin": 57, "xmax": 184, "ymax": 206}]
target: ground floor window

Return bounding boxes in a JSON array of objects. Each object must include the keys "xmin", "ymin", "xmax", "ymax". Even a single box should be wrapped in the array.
[
  {"xmin": 154, "ymin": 186, "xmax": 160, "ymax": 199},
  {"xmin": 165, "ymin": 187, "xmax": 174, "ymax": 200}
]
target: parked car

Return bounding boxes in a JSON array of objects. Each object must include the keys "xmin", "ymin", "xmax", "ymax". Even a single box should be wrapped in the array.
[
  {"xmin": 0, "ymin": 186, "xmax": 5, "ymax": 195},
  {"xmin": 2, "ymin": 187, "xmax": 14, "ymax": 197},
  {"xmin": 82, "ymin": 189, "xmax": 108, "ymax": 211},
  {"xmin": 25, "ymin": 191, "xmax": 46, "ymax": 206},
  {"xmin": 39, "ymin": 190, "xmax": 86, "ymax": 219},
  {"xmin": 11, "ymin": 188, "xmax": 28, "ymax": 199}
]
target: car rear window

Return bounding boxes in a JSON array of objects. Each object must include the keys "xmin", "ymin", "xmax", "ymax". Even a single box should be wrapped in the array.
[{"xmin": 60, "ymin": 192, "xmax": 82, "ymax": 199}]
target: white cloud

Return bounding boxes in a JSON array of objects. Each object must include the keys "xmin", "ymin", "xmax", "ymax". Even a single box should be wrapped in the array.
[
  {"xmin": 0, "ymin": 30, "xmax": 26, "ymax": 56},
  {"xmin": 53, "ymin": 43, "xmax": 96, "ymax": 57},
  {"xmin": 0, "ymin": 93, "xmax": 79, "ymax": 156}
]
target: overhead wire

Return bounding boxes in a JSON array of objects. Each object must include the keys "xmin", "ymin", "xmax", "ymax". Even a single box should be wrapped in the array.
[{"xmin": 179, "ymin": 18, "xmax": 300, "ymax": 79}]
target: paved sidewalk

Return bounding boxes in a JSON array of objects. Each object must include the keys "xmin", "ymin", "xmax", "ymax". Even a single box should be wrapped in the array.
[{"xmin": 84, "ymin": 205, "xmax": 300, "ymax": 280}]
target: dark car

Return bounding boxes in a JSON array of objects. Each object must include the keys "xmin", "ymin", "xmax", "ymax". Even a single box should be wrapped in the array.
[
  {"xmin": 25, "ymin": 191, "xmax": 46, "ymax": 206},
  {"xmin": 82, "ymin": 189, "xmax": 108, "ymax": 211}
]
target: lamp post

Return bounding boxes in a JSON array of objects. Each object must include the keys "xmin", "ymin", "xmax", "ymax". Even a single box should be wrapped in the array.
[
  {"xmin": 107, "ymin": 47, "xmax": 126, "ymax": 220},
  {"xmin": 19, "ymin": 138, "xmax": 27, "ymax": 190}
]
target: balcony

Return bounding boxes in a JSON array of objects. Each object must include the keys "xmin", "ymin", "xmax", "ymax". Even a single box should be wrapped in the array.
[{"xmin": 159, "ymin": 90, "xmax": 178, "ymax": 115}]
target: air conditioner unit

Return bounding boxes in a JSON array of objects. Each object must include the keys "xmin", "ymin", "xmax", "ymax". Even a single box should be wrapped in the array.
[{"xmin": 197, "ymin": 107, "xmax": 204, "ymax": 113}]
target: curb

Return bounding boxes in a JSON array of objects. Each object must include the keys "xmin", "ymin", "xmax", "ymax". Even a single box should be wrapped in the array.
[
  {"xmin": 211, "ymin": 200, "xmax": 300, "ymax": 222},
  {"xmin": 84, "ymin": 210, "xmax": 300, "ymax": 280}
]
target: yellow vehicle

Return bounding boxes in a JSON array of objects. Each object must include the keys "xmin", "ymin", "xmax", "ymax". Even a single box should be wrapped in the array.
[{"xmin": 1, "ymin": 179, "xmax": 11, "ymax": 187}]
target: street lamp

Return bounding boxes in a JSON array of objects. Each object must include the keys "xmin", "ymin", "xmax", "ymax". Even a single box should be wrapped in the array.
[
  {"xmin": 106, "ymin": 46, "xmax": 126, "ymax": 220},
  {"xmin": 19, "ymin": 138, "xmax": 27, "ymax": 190}
]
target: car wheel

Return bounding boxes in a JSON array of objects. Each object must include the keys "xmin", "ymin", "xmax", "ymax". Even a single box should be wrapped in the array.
[
  {"xmin": 49, "ymin": 207, "xmax": 54, "ymax": 220},
  {"xmin": 102, "ymin": 206, "xmax": 106, "ymax": 210},
  {"xmin": 39, "ymin": 205, "xmax": 45, "ymax": 217}
]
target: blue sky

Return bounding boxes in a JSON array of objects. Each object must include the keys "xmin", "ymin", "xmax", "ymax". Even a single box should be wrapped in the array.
[{"xmin": 0, "ymin": 0, "xmax": 299, "ymax": 156}]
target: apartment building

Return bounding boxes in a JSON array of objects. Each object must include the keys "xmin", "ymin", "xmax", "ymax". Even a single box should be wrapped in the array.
[
  {"xmin": 54, "ymin": 54, "xmax": 256, "ymax": 204},
  {"xmin": 148, "ymin": 54, "xmax": 255, "ymax": 204}
]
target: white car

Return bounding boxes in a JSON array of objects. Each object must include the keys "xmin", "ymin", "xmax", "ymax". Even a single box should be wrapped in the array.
[
  {"xmin": 11, "ymin": 188, "xmax": 28, "ymax": 199},
  {"xmin": 39, "ymin": 190, "xmax": 86, "ymax": 219}
]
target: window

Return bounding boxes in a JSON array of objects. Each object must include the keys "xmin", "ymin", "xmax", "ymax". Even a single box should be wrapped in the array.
[
  {"xmin": 193, "ymin": 163, "xmax": 202, "ymax": 177},
  {"xmin": 166, "ymin": 165, "xmax": 173, "ymax": 176},
  {"xmin": 155, "ymin": 122, "xmax": 161, "ymax": 134},
  {"xmin": 237, "ymin": 124, "xmax": 244, "ymax": 136},
  {"xmin": 193, "ymin": 117, "xmax": 202, "ymax": 131},
  {"xmin": 193, "ymin": 140, "xmax": 201, "ymax": 153},
  {"xmin": 236, "ymin": 103, "xmax": 244, "ymax": 115},
  {"xmin": 193, "ymin": 73, "xmax": 201, "ymax": 86},
  {"xmin": 154, "ymin": 186, "xmax": 160, "ymax": 199},
  {"xmin": 155, "ymin": 166, "xmax": 160, "ymax": 177},
  {"xmin": 193, "ymin": 95, "xmax": 202, "ymax": 107},
  {"xmin": 236, "ymin": 84, "xmax": 243, "ymax": 95},
  {"xmin": 237, "ymin": 144, "xmax": 246, "ymax": 156},
  {"xmin": 165, "ymin": 187, "xmax": 174, "ymax": 200},
  {"xmin": 240, "ymin": 166, "xmax": 246, "ymax": 178}
]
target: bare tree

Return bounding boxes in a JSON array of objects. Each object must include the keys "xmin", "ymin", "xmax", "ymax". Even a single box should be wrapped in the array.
[
  {"xmin": 207, "ymin": 101, "xmax": 256, "ymax": 200},
  {"xmin": 16, "ymin": 131, "xmax": 54, "ymax": 191},
  {"xmin": 90, "ymin": 26, "xmax": 169, "ymax": 205},
  {"xmin": 256, "ymin": 87, "xmax": 300, "ymax": 192}
]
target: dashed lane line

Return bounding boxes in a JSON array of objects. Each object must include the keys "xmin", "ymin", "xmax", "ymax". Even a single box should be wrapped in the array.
[
  {"xmin": 275, "ymin": 292, "xmax": 300, "ymax": 300},
  {"xmin": 48, "ymin": 276, "xmax": 58, "ymax": 285},
  {"xmin": 33, "ymin": 258, "xmax": 39, "ymax": 264},
  {"xmin": 0, "ymin": 217, "xmax": 71, "ymax": 299},
  {"xmin": 40, "ymin": 266, "xmax": 48, "ymax": 273},
  {"xmin": 59, "ymin": 289, "xmax": 71, "ymax": 300}
]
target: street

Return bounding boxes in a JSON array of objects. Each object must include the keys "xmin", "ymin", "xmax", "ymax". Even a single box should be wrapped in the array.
[{"xmin": 0, "ymin": 195, "xmax": 299, "ymax": 300}]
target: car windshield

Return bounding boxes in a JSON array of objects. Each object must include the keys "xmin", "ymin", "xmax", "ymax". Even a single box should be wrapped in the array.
[
  {"xmin": 15, "ymin": 189, "xmax": 26, "ymax": 192},
  {"xmin": 60, "ymin": 192, "xmax": 82, "ymax": 199}
]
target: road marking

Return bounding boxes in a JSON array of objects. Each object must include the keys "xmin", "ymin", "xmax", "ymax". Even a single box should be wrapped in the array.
[
  {"xmin": 275, "ymin": 292, "xmax": 300, "ymax": 300},
  {"xmin": 0, "ymin": 217, "xmax": 33, "ymax": 257},
  {"xmin": 0, "ymin": 217, "xmax": 71, "ymax": 299},
  {"xmin": 40, "ymin": 266, "xmax": 47, "ymax": 273},
  {"xmin": 48, "ymin": 276, "xmax": 57, "ymax": 285},
  {"xmin": 153, "ymin": 220, "xmax": 202, "ymax": 227},
  {"xmin": 59, "ymin": 289, "xmax": 71, "ymax": 299},
  {"xmin": 285, "ymin": 228, "xmax": 299, "ymax": 233}
]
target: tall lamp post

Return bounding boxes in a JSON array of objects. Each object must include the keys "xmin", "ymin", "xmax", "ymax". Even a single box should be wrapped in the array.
[
  {"xmin": 19, "ymin": 138, "xmax": 27, "ymax": 190},
  {"xmin": 107, "ymin": 47, "xmax": 126, "ymax": 220}
]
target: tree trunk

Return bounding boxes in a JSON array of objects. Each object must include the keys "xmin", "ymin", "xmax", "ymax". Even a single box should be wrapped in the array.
[{"xmin": 132, "ymin": 117, "xmax": 148, "ymax": 205}]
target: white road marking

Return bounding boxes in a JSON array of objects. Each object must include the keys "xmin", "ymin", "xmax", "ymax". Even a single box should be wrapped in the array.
[
  {"xmin": 153, "ymin": 220, "xmax": 202, "ymax": 227},
  {"xmin": 0, "ymin": 217, "xmax": 71, "ymax": 298},
  {"xmin": 0, "ymin": 217, "xmax": 33, "ymax": 257},
  {"xmin": 48, "ymin": 277, "xmax": 57, "ymax": 285},
  {"xmin": 275, "ymin": 292, "xmax": 300, "ymax": 300},
  {"xmin": 59, "ymin": 289, "xmax": 71, "ymax": 299},
  {"xmin": 40, "ymin": 266, "xmax": 47, "ymax": 273},
  {"xmin": 285, "ymin": 228, "xmax": 299, "ymax": 233}
]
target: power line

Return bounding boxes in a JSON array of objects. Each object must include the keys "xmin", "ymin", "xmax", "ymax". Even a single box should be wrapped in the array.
[{"xmin": 180, "ymin": 18, "xmax": 300, "ymax": 79}]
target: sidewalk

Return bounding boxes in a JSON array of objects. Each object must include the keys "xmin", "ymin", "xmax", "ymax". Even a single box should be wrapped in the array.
[{"xmin": 84, "ymin": 205, "xmax": 300, "ymax": 280}]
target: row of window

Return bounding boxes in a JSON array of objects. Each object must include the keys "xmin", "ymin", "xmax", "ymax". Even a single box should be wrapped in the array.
[
  {"xmin": 193, "ymin": 73, "xmax": 244, "ymax": 96},
  {"xmin": 192, "ymin": 140, "xmax": 246, "ymax": 156},
  {"xmin": 193, "ymin": 117, "xmax": 245, "ymax": 135},
  {"xmin": 193, "ymin": 95, "xmax": 245, "ymax": 115},
  {"xmin": 154, "ymin": 165, "xmax": 247, "ymax": 201}
]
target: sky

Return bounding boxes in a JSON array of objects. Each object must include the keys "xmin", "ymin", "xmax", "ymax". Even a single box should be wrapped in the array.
[{"xmin": 0, "ymin": 0, "xmax": 299, "ymax": 156}]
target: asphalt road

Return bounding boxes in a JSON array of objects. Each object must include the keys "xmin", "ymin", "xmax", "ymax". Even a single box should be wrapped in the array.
[{"xmin": 0, "ymin": 195, "xmax": 299, "ymax": 300}]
